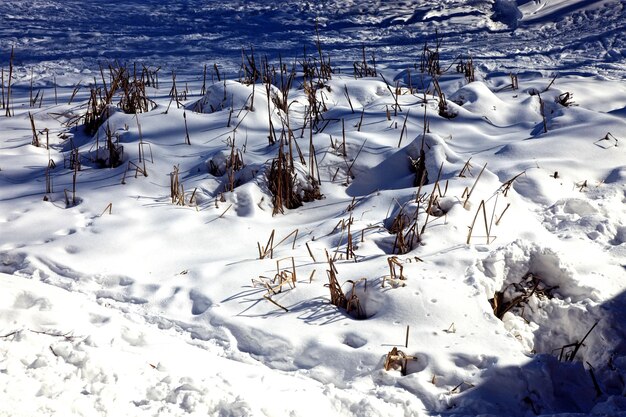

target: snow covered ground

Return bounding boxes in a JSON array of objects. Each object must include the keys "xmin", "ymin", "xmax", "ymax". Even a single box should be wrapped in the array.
[
  {"xmin": 1, "ymin": 1, "xmax": 625, "ymax": 416},
  {"xmin": 1, "ymin": 0, "xmax": 625, "ymax": 76}
]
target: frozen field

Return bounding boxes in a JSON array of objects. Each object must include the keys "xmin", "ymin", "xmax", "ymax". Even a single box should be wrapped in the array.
[
  {"xmin": 1, "ymin": 0, "xmax": 625, "ymax": 75},
  {"xmin": 1, "ymin": 1, "xmax": 625, "ymax": 416}
]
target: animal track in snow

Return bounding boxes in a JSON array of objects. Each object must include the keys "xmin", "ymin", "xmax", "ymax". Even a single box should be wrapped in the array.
[{"xmin": 54, "ymin": 228, "xmax": 76, "ymax": 236}]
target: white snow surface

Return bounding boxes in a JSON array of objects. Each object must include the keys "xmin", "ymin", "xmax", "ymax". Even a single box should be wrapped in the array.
[{"xmin": 1, "ymin": 1, "xmax": 626, "ymax": 416}]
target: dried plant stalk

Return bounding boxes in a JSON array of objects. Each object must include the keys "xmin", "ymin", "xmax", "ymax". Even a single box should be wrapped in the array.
[
  {"xmin": 462, "ymin": 163, "xmax": 487, "ymax": 209},
  {"xmin": 383, "ymin": 256, "xmax": 406, "ymax": 287},
  {"xmin": 384, "ymin": 347, "xmax": 416, "ymax": 376},
  {"xmin": 5, "ymin": 47, "xmax": 14, "ymax": 117},
  {"xmin": 29, "ymin": 112, "xmax": 40, "ymax": 147},
  {"xmin": 326, "ymin": 259, "xmax": 347, "ymax": 309},
  {"xmin": 258, "ymin": 229, "xmax": 276, "ymax": 259}
]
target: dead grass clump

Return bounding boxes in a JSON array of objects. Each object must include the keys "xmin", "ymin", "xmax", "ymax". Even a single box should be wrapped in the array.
[
  {"xmin": 84, "ymin": 87, "xmax": 111, "ymax": 135},
  {"xmin": 556, "ymin": 92, "xmax": 576, "ymax": 107},
  {"xmin": 271, "ymin": 64, "xmax": 295, "ymax": 113},
  {"xmin": 433, "ymin": 78, "xmax": 456, "ymax": 119},
  {"xmin": 140, "ymin": 64, "xmax": 160, "ymax": 89},
  {"xmin": 169, "ymin": 165, "xmax": 198, "ymax": 207},
  {"xmin": 208, "ymin": 134, "xmax": 247, "ymax": 192},
  {"xmin": 120, "ymin": 118, "xmax": 152, "ymax": 183},
  {"xmin": 384, "ymin": 347, "xmax": 417, "ymax": 376},
  {"xmin": 387, "ymin": 161, "xmax": 449, "ymax": 254},
  {"xmin": 345, "ymin": 278, "xmax": 367, "ymax": 319},
  {"xmin": 552, "ymin": 322, "xmax": 598, "ymax": 362},
  {"xmin": 267, "ymin": 144, "xmax": 321, "ymax": 216},
  {"xmin": 497, "ymin": 171, "xmax": 526, "ymax": 196},
  {"xmin": 240, "ymin": 47, "xmax": 261, "ymax": 85},
  {"xmin": 467, "ymin": 170, "xmax": 519, "ymax": 244},
  {"xmin": 302, "ymin": 79, "xmax": 330, "ymax": 130},
  {"xmin": 385, "ymin": 200, "xmax": 428, "ymax": 255},
  {"xmin": 326, "ymin": 258, "xmax": 347, "ymax": 308},
  {"xmin": 325, "ymin": 258, "xmax": 367, "ymax": 320},
  {"xmin": 419, "ymin": 33, "xmax": 442, "ymax": 77},
  {"xmin": 456, "ymin": 55, "xmax": 475, "ymax": 83},
  {"xmin": 425, "ymin": 194, "xmax": 447, "ymax": 217},
  {"xmin": 489, "ymin": 272, "xmax": 558, "ymax": 320},
  {"xmin": 226, "ymin": 151, "xmax": 244, "ymax": 191},
  {"xmin": 353, "ymin": 45, "xmax": 377, "ymax": 78},
  {"xmin": 252, "ymin": 257, "xmax": 297, "ymax": 312},
  {"xmin": 311, "ymin": 19, "xmax": 334, "ymax": 82},
  {"xmin": 257, "ymin": 230, "xmax": 276, "ymax": 260},
  {"xmin": 117, "ymin": 71, "xmax": 154, "ymax": 114},
  {"xmin": 382, "ymin": 256, "xmax": 406, "ymax": 288},
  {"xmin": 387, "ymin": 208, "xmax": 410, "ymax": 235},
  {"xmin": 90, "ymin": 123, "xmax": 124, "ymax": 168},
  {"xmin": 84, "ymin": 63, "xmax": 157, "ymax": 135},
  {"xmin": 387, "ymin": 208, "xmax": 420, "ymax": 255},
  {"xmin": 268, "ymin": 145, "xmax": 300, "ymax": 214}
]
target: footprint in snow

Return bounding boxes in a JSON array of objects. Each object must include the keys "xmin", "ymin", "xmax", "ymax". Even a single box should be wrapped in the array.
[
  {"xmin": 610, "ymin": 225, "xmax": 626, "ymax": 246},
  {"xmin": 88, "ymin": 313, "xmax": 111, "ymax": 326},
  {"xmin": 64, "ymin": 245, "xmax": 80, "ymax": 254},
  {"xmin": 453, "ymin": 353, "xmax": 497, "ymax": 371},
  {"xmin": 121, "ymin": 326, "xmax": 147, "ymax": 347},
  {"xmin": 189, "ymin": 290, "xmax": 212, "ymax": 315},
  {"xmin": 342, "ymin": 333, "xmax": 367, "ymax": 349},
  {"xmin": 54, "ymin": 228, "xmax": 76, "ymax": 236},
  {"xmin": 13, "ymin": 292, "xmax": 52, "ymax": 310},
  {"xmin": 234, "ymin": 190, "xmax": 254, "ymax": 217}
]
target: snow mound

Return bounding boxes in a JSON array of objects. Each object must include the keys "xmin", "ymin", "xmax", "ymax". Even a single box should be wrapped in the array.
[
  {"xmin": 321, "ymin": 78, "xmax": 390, "ymax": 110},
  {"xmin": 450, "ymin": 81, "xmax": 539, "ymax": 126},
  {"xmin": 189, "ymin": 80, "xmax": 283, "ymax": 115},
  {"xmin": 347, "ymin": 132, "xmax": 464, "ymax": 196},
  {"xmin": 407, "ymin": 133, "xmax": 465, "ymax": 181}
]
